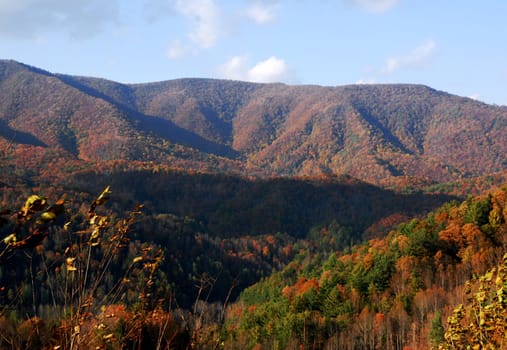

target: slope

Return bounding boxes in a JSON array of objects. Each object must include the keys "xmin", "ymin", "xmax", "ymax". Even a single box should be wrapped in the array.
[
  {"xmin": 225, "ymin": 186, "xmax": 507, "ymax": 349},
  {"xmin": 0, "ymin": 59, "xmax": 506, "ymax": 189},
  {"xmin": 0, "ymin": 60, "xmax": 244, "ymax": 181}
]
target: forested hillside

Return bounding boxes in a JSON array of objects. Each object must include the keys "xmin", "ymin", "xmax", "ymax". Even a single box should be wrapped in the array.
[
  {"xmin": 0, "ymin": 169, "xmax": 456, "ymax": 308},
  {"xmin": 1, "ymin": 59, "xmax": 507, "ymax": 349},
  {"xmin": 224, "ymin": 187, "xmax": 507, "ymax": 349},
  {"xmin": 1, "ymin": 59, "xmax": 506, "ymax": 188},
  {"xmin": 0, "ymin": 177, "xmax": 506, "ymax": 348}
]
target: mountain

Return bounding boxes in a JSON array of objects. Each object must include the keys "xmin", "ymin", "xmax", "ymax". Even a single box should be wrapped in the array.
[
  {"xmin": 1, "ymin": 59, "xmax": 507, "ymax": 349},
  {"xmin": 0, "ymin": 59, "xmax": 506, "ymax": 188}
]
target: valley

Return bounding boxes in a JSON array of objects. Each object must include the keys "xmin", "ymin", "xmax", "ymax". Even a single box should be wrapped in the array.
[{"xmin": 0, "ymin": 59, "xmax": 506, "ymax": 349}]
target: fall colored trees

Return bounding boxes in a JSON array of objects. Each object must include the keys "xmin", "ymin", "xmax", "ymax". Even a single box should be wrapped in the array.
[
  {"xmin": 225, "ymin": 187, "xmax": 507, "ymax": 349},
  {"xmin": 0, "ymin": 187, "xmax": 189, "ymax": 349},
  {"xmin": 440, "ymin": 252, "xmax": 507, "ymax": 349},
  {"xmin": 1, "ymin": 180, "xmax": 507, "ymax": 348}
]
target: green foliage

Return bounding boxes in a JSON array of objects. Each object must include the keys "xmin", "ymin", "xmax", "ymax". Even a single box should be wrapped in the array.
[
  {"xmin": 465, "ymin": 194, "xmax": 492, "ymax": 227},
  {"xmin": 3, "ymin": 59, "xmax": 507, "ymax": 348},
  {"xmin": 430, "ymin": 311, "xmax": 445, "ymax": 349},
  {"xmin": 308, "ymin": 220, "xmax": 356, "ymax": 251},
  {"xmin": 226, "ymin": 187, "xmax": 507, "ymax": 349}
]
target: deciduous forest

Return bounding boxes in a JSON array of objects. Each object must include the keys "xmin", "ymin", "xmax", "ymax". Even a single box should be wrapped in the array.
[{"xmin": 1, "ymin": 60, "xmax": 507, "ymax": 349}]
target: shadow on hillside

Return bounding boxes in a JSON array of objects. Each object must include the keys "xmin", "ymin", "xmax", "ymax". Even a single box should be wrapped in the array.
[
  {"xmin": 65, "ymin": 169, "xmax": 460, "ymax": 306},
  {"xmin": 354, "ymin": 105, "xmax": 415, "ymax": 155},
  {"xmin": 0, "ymin": 120, "xmax": 46, "ymax": 147},
  {"xmin": 55, "ymin": 75, "xmax": 239, "ymax": 159},
  {"xmin": 70, "ymin": 170, "xmax": 459, "ymax": 239}
]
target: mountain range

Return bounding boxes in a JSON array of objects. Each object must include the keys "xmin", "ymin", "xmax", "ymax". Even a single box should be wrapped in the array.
[
  {"xmin": 1, "ymin": 59, "xmax": 506, "ymax": 189},
  {"xmin": 2, "ymin": 59, "xmax": 507, "ymax": 348}
]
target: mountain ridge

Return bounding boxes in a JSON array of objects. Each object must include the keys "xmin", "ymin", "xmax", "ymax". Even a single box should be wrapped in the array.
[{"xmin": 0, "ymin": 59, "xmax": 506, "ymax": 188}]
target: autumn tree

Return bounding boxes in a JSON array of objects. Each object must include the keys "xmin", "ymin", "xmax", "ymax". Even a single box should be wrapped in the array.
[
  {"xmin": 0, "ymin": 188, "xmax": 184, "ymax": 349},
  {"xmin": 441, "ymin": 253, "xmax": 507, "ymax": 349}
]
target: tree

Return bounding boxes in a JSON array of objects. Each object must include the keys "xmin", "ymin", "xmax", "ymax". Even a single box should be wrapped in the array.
[
  {"xmin": 429, "ymin": 311, "xmax": 444, "ymax": 349},
  {"xmin": 0, "ymin": 188, "xmax": 182, "ymax": 349},
  {"xmin": 441, "ymin": 253, "xmax": 507, "ymax": 349}
]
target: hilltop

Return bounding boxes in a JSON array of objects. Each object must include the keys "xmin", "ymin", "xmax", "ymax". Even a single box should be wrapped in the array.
[{"xmin": 1, "ymin": 59, "xmax": 506, "ymax": 189}]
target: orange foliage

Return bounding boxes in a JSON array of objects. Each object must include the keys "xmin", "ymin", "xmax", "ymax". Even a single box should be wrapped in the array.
[
  {"xmin": 282, "ymin": 285, "xmax": 292, "ymax": 299},
  {"xmin": 373, "ymin": 312, "xmax": 385, "ymax": 329},
  {"xmin": 266, "ymin": 235, "xmax": 276, "ymax": 245},
  {"xmin": 248, "ymin": 305, "xmax": 257, "ymax": 313},
  {"xmin": 282, "ymin": 277, "xmax": 320, "ymax": 302},
  {"xmin": 434, "ymin": 211, "xmax": 448, "ymax": 224},
  {"xmin": 363, "ymin": 253, "xmax": 374, "ymax": 270},
  {"xmin": 462, "ymin": 223, "xmax": 483, "ymax": 247},
  {"xmin": 339, "ymin": 253, "xmax": 354, "ymax": 264},
  {"xmin": 294, "ymin": 278, "xmax": 319, "ymax": 296},
  {"xmin": 283, "ymin": 244, "xmax": 292, "ymax": 257},
  {"xmin": 392, "ymin": 234, "xmax": 410, "ymax": 252},
  {"xmin": 369, "ymin": 237, "xmax": 388, "ymax": 252},
  {"xmin": 262, "ymin": 246, "xmax": 269, "ymax": 256},
  {"xmin": 439, "ymin": 222, "xmax": 464, "ymax": 246}
]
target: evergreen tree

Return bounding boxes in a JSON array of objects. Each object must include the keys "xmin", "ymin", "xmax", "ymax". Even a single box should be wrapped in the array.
[{"xmin": 429, "ymin": 311, "xmax": 444, "ymax": 349}]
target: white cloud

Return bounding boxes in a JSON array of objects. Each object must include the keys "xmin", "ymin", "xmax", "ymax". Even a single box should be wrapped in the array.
[
  {"xmin": 244, "ymin": 2, "xmax": 278, "ymax": 24},
  {"xmin": 383, "ymin": 40, "xmax": 437, "ymax": 73},
  {"xmin": 166, "ymin": 40, "xmax": 192, "ymax": 59},
  {"xmin": 218, "ymin": 55, "xmax": 250, "ymax": 80},
  {"xmin": 248, "ymin": 56, "xmax": 289, "ymax": 82},
  {"xmin": 182, "ymin": 1, "xmax": 219, "ymax": 48},
  {"xmin": 164, "ymin": 0, "xmax": 280, "ymax": 60},
  {"xmin": 166, "ymin": 0, "xmax": 221, "ymax": 57},
  {"xmin": 218, "ymin": 55, "xmax": 291, "ymax": 83},
  {"xmin": 348, "ymin": 0, "xmax": 400, "ymax": 13},
  {"xmin": 0, "ymin": 0, "xmax": 119, "ymax": 39}
]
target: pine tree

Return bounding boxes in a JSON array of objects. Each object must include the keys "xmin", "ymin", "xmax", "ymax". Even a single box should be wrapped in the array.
[{"xmin": 429, "ymin": 311, "xmax": 444, "ymax": 349}]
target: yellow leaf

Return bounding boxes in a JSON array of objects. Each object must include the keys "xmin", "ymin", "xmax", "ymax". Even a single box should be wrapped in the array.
[
  {"xmin": 89, "ymin": 215, "xmax": 98, "ymax": 226},
  {"xmin": 97, "ymin": 216, "xmax": 108, "ymax": 227},
  {"xmin": 23, "ymin": 195, "xmax": 46, "ymax": 213},
  {"xmin": 103, "ymin": 333, "xmax": 114, "ymax": 340},
  {"xmin": 66, "ymin": 257, "xmax": 77, "ymax": 271},
  {"xmin": 3, "ymin": 233, "xmax": 16, "ymax": 245},
  {"xmin": 451, "ymin": 334, "xmax": 461, "ymax": 341},
  {"xmin": 90, "ymin": 229, "xmax": 100, "ymax": 240},
  {"xmin": 40, "ymin": 211, "xmax": 57, "ymax": 222},
  {"xmin": 485, "ymin": 271, "xmax": 494, "ymax": 281},
  {"xmin": 94, "ymin": 186, "xmax": 111, "ymax": 207}
]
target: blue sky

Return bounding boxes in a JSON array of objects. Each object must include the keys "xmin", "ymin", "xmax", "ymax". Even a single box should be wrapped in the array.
[{"xmin": 1, "ymin": 0, "xmax": 506, "ymax": 105}]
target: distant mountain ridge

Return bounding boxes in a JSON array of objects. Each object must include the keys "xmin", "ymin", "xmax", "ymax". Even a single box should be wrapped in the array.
[{"xmin": 0, "ymin": 59, "xmax": 506, "ymax": 187}]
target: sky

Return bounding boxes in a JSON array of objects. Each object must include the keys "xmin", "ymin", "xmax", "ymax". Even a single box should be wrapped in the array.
[{"xmin": 1, "ymin": 0, "xmax": 507, "ymax": 105}]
